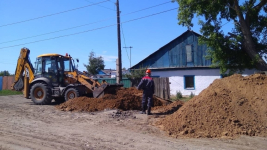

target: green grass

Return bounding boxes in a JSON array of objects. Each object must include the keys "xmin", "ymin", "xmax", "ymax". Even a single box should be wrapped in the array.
[
  {"xmin": 0, "ymin": 90, "xmax": 22, "ymax": 96},
  {"xmin": 170, "ymin": 95, "xmax": 192, "ymax": 102}
]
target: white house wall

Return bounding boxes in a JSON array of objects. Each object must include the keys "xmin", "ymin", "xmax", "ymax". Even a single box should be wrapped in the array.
[{"xmin": 152, "ymin": 69, "xmax": 257, "ymax": 96}]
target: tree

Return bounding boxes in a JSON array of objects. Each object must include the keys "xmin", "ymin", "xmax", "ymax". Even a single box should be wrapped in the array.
[
  {"xmin": 125, "ymin": 68, "xmax": 147, "ymax": 79},
  {"xmin": 174, "ymin": 0, "xmax": 267, "ymax": 73},
  {"xmin": 0, "ymin": 70, "xmax": 11, "ymax": 76},
  {"xmin": 84, "ymin": 51, "xmax": 105, "ymax": 75}
]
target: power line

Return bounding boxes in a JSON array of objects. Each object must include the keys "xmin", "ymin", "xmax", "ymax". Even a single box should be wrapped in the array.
[
  {"xmin": 0, "ymin": 19, "xmax": 112, "ymax": 44},
  {"xmin": 120, "ymin": 23, "xmax": 130, "ymax": 61},
  {"xmin": 83, "ymin": 0, "xmax": 115, "ymax": 11},
  {"xmin": 123, "ymin": 46, "xmax": 133, "ymax": 68},
  {"xmin": 0, "ymin": 0, "xmax": 110, "ymax": 28},
  {"xmin": 107, "ymin": 0, "xmax": 116, "ymax": 4},
  {"xmin": 0, "ymin": 1, "xmax": 172, "ymax": 44},
  {"xmin": 222, "ymin": 21, "xmax": 230, "ymax": 27},
  {"xmin": 123, "ymin": 1, "xmax": 171, "ymax": 15},
  {"xmin": 0, "ymin": 62, "xmax": 16, "ymax": 65},
  {"xmin": 0, "ymin": 7, "xmax": 177, "ymax": 49}
]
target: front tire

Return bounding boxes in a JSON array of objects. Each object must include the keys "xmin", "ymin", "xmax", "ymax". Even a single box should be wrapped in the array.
[
  {"xmin": 30, "ymin": 83, "xmax": 52, "ymax": 105},
  {"xmin": 64, "ymin": 88, "xmax": 79, "ymax": 101}
]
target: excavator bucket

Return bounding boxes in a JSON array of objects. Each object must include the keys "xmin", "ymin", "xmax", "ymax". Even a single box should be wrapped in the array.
[{"xmin": 93, "ymin": 83, "xmax": 123, "ymax": 98}]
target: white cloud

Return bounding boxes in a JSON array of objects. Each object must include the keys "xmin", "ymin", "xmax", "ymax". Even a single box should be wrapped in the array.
[{"xmin": 99, "ymin": 54, "xmax": 117, "ymax": 62}]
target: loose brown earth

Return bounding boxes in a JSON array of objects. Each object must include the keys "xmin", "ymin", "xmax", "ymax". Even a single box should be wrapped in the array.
[
  {"xmin": 1, "ymin": 74, "xmax": 267, "ymax": 150},
  {"xmin": 56, "ymin": 87, "xmax": 169, "ymax": 112},
  {"xmin": 157, "ymin": 74, "xmax": 267, "ymax": 138},
  {"xmin": 57, "ymin": 74, "xmax": 267, "ymax": 139}
]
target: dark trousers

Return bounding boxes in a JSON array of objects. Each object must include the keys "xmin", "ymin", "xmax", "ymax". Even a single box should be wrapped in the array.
[{"xmin": 142, "ymin": 92, "xmax": 153, "ymax": 109}]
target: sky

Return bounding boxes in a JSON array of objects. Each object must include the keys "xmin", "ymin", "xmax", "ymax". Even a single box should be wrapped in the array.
[{"xmin": 0, "ymin": 0, "xmax": 234, "ymax": 74}]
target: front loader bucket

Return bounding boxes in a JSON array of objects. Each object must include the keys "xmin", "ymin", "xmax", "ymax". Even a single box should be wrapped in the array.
[{"xmin": 93, "ymin": 83, "xmax": 123, "ymax": 98}]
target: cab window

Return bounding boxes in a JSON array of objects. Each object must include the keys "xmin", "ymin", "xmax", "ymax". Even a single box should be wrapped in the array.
[
  {"xmin": 63, "ymin": 59, "xmax": 73, "ymax": 72},
  {"xmin": 35, "ymin": 58, "xmax": 42, "ymax": 74},
  {"xmin": 43, "ymin": 57, "xmax": 57, "ymax": 74}
]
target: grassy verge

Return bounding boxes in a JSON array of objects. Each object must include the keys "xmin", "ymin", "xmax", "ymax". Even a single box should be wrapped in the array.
[
  {"xmin": 0, "ymin": 90, "xmax": 22, "ymax": 96},
  {"xmin": 170, "ymin": 95, "xmax": 192, "ymax": 102}
]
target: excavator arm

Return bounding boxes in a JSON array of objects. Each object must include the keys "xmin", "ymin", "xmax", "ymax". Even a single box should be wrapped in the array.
[
  {"xmin": 67, "ymin": 70, "xmax": 122, "ymax": 98},
  {"xmin": 11, "ymin": 48, "xmax": 35, "ymax": 98}
]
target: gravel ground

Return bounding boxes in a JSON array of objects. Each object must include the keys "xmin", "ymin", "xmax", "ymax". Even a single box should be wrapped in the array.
[{"xmin": 0, "ymin": 95, "xmax": 266, "ymax": 150}]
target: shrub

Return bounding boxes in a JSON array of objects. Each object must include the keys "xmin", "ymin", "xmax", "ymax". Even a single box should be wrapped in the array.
[
  {"xmin": 189, "ymin": 92, "xmax": 195, "ymax": 98},
  {"xmin": 176, "ymin": 90, "xmax": 182, "ymax": 99}
]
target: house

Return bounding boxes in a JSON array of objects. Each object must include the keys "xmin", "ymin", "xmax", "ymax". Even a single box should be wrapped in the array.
[
  {"xmin": 111, "ymin": 70, "xmax": 130, "ymax": 78},
  {"xmin": 130, "ymin": 30, "xmax": 256, "ymax": 96},
  {"xmin": 94, "ymin": 69, "xmax": 130, "ymax": 78}
]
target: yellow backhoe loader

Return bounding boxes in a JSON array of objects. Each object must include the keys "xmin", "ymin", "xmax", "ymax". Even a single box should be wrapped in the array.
[{"xmin": 11, "ymin": 48, "xmax": 122, "ymax": 105}]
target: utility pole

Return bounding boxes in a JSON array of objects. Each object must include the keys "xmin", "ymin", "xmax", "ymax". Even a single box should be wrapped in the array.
[
  {"xmin": 123, "ymin": 46, "xmax": 133, "ymax": 68},
  {"xmin": 116, "ymin": 0, "xmax": 122, "ymax": 84}
]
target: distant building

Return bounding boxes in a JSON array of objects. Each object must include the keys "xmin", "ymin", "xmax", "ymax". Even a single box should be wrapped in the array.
[{"xmin": 94, "ymin": 69, "xmax": 130, "ymax": 78}]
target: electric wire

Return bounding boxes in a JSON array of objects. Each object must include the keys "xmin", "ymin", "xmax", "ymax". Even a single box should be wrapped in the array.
[
  {"xmin": 0, "ymin": 0, "xmax": 110, "ymax": 28},
  {"xmin": 83, "ymin": 0, "xmax": 115, "ymax": 11},
  {"xmin": 0, "ymin": 1, "xmax": 172, "ymax": 44},
  {"xmin": 221, "ymin": 21, "xmax": 230, "ymax": 27},
  {"xmin": 0, "ymin": 7, "xmax": 178, "ymax": 50},
  {"xmin": 0, "ymin": 62, "xmax": 16, "ymax": 65},
  {"xmin": 107, "ymin": 0, "xmax": 115, "ymax": 4},
  {"xmin": 120, "ymin": 23, "xmax": 130, "ymax": 61}
]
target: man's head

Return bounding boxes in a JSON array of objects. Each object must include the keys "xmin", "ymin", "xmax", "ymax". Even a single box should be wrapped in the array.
[{"xmin": 146, "ymin": 69, "xmax": 151, "ymax": 76}]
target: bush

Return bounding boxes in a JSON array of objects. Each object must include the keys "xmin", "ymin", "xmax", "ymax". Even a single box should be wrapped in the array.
[
  {"xmin": 176, "ymin": 90, "xmax": 182, "ymax": 99},
  {"xmin": 189, "ymin": 92, "xmax": 195, "ymax": 98}
]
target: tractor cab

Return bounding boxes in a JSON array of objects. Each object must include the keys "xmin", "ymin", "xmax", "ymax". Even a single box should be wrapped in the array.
[{"xmin": 34, "ymin": 53, "xmax": 76, "ymax": 87}]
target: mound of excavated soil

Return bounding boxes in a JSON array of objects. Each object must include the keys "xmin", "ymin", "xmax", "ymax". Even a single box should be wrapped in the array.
[
  {"xmin": 56, "ymin": 87, "xmax": 168, "ymax": 112},
  {"xmin": 152, "ymin": 100, "xmax": 184, "ymax": 115},
  {"xmin": 156, "ymin": 74, "xmax": 267, "ymax": 138}
]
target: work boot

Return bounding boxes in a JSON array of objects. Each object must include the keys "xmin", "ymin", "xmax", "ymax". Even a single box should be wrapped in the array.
[
  {"xmin": 140, "ymin": 108, "xmax": 146, "ymax": 114},
  {"xmin": 140, "ymin": 104, "xmax": 146, "ymax": 114},
  {"xmin": 140, "ymin": 106, "xmax": 146, "ymax": 114},
  {"xmin": 147, "ymin": 107, "xmax": 152, "ymax": 115},
  {"xmin": 140, "ymin": 110, "xmax": 146, "ymax": 114}
]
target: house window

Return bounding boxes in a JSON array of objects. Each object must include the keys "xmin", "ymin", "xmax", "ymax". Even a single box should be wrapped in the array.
[
  {"xmin": 184, "ymin": 75, "xmax": 195, "ymax": 89},
  {"xmin": 186, "ymin": 45, "xmax": 192, "ymax": 62}
]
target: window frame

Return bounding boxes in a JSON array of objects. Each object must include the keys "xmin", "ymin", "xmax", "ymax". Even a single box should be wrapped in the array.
[
  {"xmin": 186, "ymin": 44, "xmax": 193, "ymax": 63},
  {"xmin": 184, "ymin": 75, "xmax": 195, "ymax": 90}
]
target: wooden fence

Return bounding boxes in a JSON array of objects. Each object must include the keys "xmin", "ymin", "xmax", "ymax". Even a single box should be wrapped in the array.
[
  {"xmin": 1, "ymin": 76, "xmax": 15, "ymax": 90},
  {"xmin": 130, "ymin": 77, "xmax": 170, "ymax": 100},
  {"xmin": 153, "ymin": 77, "xmax": 170, "ymax": 100}
]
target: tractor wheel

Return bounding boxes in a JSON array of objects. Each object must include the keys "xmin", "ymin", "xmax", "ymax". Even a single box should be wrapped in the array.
[
  {"xmin": 64, "ymin": 88, "xmax": 79, "ymax": 101},
  {"xmin": 30, "ymin": 83, "xmax": 52, "ymax": 105}
]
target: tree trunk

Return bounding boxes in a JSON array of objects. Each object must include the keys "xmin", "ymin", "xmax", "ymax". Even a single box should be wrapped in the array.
[
  {"xmin": 241, "ymin": 24, "xmax": 267, "ymax": 71},
  {"xmin": 233, "ymin": 0, "xmax": 267, "ymax": 71}
]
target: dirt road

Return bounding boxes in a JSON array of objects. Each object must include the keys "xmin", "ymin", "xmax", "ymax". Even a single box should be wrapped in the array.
[{"xmin": 0, "ymin": 95, "xmax": 266, "ymax": 150}]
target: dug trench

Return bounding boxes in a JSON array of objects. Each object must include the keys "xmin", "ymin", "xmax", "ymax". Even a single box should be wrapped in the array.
[{"xmin": 56, "ymin": 73, "xmax": 267, "ymax": 139}]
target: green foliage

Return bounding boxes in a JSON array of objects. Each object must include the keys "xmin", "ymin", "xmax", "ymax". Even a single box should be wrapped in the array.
[
  {"xmin": 176, "ymin": 90, "xmax": 182, "ymax": 99},
  {"xmin": 125, "ymin": 68, "xmax": 147, "ymax": 79},
  {"xmin": 84, "ymin": 51, "xmax": 105, "ymax": 75},
  {"xmin": 174, "ymin": 0, "xmax": 267, "ymax": 73},
  {"xmin": 0, "ymin": 90, "xmax": 22, "ymax": 96},
  {"xmin": 199, "ymin": 30, "xmax": 256, "ymax": 74},
  {"xmin": 189, "ymin": 92, "xmax": 195, "ymax": 98},
  {"xmin": 0, "ymin": 70, "xmax": 11, "ymax": 76}
]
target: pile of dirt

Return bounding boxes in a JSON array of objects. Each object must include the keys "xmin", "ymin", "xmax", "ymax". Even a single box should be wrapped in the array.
[
  {"xmin": 56, "ymin": 87, "xmax": 168, "ymax": 112},
  {"xmin": 152, "ymin": 100, "xmax": 184, "ymax": 115},
  {"xmin": 156, "ymin": 74, "xmax": 267, "ymax": 138}
]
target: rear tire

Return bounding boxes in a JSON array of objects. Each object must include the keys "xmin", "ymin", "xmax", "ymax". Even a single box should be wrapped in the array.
[
  {"xmin": 30, "ymin": 83, "xmax": 52, "ymax": 105},
  {"xmin": 64, "ymin": 88, "xmax": 79, "ymax": 101}
]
